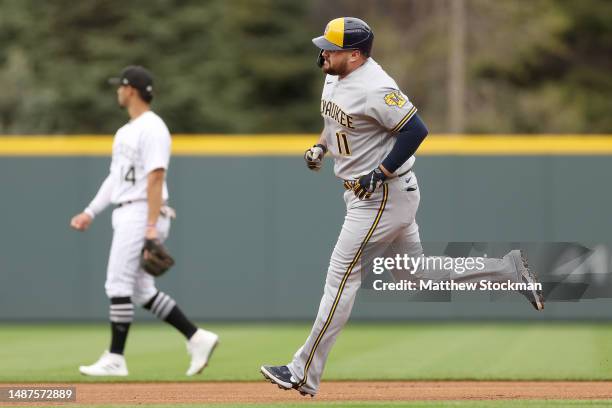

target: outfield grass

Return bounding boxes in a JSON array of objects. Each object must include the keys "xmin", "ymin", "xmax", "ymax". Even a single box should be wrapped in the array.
[{"xmin": 1, "ymin": 322, "xmax": 611, "ymax": 382}]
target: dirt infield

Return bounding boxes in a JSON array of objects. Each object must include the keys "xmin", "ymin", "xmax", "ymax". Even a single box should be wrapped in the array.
[{"xmin": 4, "ymin": 381, "xmax": 612, "ymax": 404}]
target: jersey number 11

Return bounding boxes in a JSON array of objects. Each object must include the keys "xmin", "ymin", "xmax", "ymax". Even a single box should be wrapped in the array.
[{"xmin": 336, "ymin": 132, "xmax": 351, "ymax": 156}]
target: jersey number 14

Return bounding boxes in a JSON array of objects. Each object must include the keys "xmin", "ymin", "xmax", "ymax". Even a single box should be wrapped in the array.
[
  {"xmin": 336, "ymin": 132, "xmax": 351, "ymax": 156},
  {"xmin": 124, "ymin": 166, "xmax": 136, "ymax": 185}
]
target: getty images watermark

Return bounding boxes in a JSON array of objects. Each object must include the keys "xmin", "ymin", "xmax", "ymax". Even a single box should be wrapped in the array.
[
  {"xmin": 359, "ymin": 242, "xmax": 612, "ymax": 302},
  {"xmin": 369, "ymin": 254, "xmax": 542, "ymax": 292}
]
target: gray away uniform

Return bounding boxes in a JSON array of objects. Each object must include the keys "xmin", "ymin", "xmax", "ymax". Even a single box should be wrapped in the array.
[{"xmin": 287, "ymin": 58, "xmax": 524, "ymax": 395}]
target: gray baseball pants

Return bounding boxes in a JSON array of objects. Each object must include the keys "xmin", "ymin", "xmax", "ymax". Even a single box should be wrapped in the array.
[{"xmin": 287, "ymin": 172, "xmax": 521, "ymax": 395}]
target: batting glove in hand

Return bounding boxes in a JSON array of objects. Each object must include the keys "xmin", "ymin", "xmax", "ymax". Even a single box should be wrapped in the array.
[
  {"xmin": 304, "ymin": 144, "xmax": 327, "ymax": 171},
  {"xmin": 353, "ymin": 167, "xmax": 387, "ymax": 200}
]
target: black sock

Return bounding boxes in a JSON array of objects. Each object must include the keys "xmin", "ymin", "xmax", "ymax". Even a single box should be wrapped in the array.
[
  {"xmin": 109, "ymin": 297, "xmax": 133, "ymax": 355},
  {"xmin": 164, "ymin": 305, "xmax": 198, "ymax": 339},
  {"xmin": 143, "ymin": 291, "xmax": 198, "ymax": 339}
]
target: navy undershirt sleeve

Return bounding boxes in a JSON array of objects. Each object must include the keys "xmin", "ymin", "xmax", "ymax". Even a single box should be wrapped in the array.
[{"xmin": 380, "ymin": 113, "xmax": 429, "ymax": 174}]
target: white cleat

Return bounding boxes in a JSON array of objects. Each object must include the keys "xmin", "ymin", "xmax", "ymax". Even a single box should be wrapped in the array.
[
  {"xmin": 186, "ymin": 328, "xmax": 219, "ymax": 376},
  {"xmin": 79, "ymin": 351, "xmax": 128, "ymax": 376}
]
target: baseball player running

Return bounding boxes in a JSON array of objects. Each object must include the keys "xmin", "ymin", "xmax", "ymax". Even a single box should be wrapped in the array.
[
  {"xmin": 261, "ymin": 17, "xmax": 544, "ymax": 397},
  {"xmin": 70, "ymin": 66, "xmax": 218, "ymax": 376}
]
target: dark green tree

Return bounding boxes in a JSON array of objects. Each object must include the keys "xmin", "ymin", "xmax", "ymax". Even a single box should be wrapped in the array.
[
  {"xmin": 0, "ymin": 0, "xmax": 320, "ymax": 133},
  {"xmin": 1, "ymin": 0, "xmax": 610, "ymax": 134}
]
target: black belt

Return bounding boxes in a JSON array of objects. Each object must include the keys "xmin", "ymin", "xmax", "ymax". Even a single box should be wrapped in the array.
[
  {"xmin": 397, "ymin": 167, "xmax": 413, "ymax": 177},
  {"xmin": 116, "ymin": 199, "xmax": 146, "ymax": 208}
]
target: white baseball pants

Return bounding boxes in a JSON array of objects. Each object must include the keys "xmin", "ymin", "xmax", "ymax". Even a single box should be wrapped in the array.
[{"xmin": 105, "ymin": 201, "xmax": 171, "ymax": 306}]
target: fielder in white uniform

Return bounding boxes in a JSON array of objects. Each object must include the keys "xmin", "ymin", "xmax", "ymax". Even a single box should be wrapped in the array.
[
  {"xmin": 261, "ymin": 17, "xmax": 544, "ymax": 397},
  {"xmin": 70, "ymin": 66, "xmax": 218, "ymax": 377}
]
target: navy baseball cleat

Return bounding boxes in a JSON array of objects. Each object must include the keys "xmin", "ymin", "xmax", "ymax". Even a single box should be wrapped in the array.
[
  {"xmin": 512, "ymin": 250, "xmax": 544, "ymax": 311},
  {"xmin": 260, "ymin": 365, "xmax": 315, "ymax": 397},
  {"xmin": 260, "ymin": 365, "xmax": 294, "ymax": 389}
]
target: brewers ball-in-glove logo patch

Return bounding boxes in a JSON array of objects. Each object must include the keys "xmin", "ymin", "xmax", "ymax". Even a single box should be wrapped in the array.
[{"xmin": 384, "ymin": 91, "xmax": 407, "ymax": 108}]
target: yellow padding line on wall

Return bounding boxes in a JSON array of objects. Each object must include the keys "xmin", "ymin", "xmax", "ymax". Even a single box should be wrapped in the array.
[{"xmin": 1, "ymin": 135, "xmax": 612, "ymax": 156}]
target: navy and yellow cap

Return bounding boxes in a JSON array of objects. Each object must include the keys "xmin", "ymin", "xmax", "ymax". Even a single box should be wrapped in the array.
[{"xmin": 312, "ymin": 17, "xmax": 374, "ymax": 54}]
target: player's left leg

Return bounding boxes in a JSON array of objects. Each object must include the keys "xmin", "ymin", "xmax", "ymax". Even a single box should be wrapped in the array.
[
  {"xmin": 133, "ymin": 213, "xmax": 219, "ymax": 376},
  {"xmin": 275, "ymin": 184, "xmax": 403, "ymax": 396}
]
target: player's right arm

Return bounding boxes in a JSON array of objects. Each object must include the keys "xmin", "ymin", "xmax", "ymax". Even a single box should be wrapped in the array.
[
  {"xmin": 315, "ymin": 131, "xmax": 327, "ymax": 149},
  {"xmin": 304, "ymin": 131, "xmax": 328, "ymax": 171},
  {"xmin": 70, "ymin": 174, "xmax": 114, "ymax": 231}
]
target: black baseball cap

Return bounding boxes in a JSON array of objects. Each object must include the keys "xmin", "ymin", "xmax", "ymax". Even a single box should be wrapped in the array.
[{"xmin": 108, "ymin": 65, "xmax": 154, "ymax": 96}]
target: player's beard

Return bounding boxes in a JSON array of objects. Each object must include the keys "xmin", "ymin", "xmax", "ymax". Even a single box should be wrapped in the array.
[{"xmin": 323, "ymin": 57, "xmax": 348, "ymax": 76}]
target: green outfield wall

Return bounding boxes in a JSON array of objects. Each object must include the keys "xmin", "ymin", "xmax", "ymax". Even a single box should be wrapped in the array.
[{"xmin": 1, "ymin": 136, "xmax": 612, "ymax": 321}]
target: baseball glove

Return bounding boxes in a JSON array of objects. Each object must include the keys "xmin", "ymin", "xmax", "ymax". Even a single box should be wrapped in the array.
[{"xmin": 141, "ymin": 238, "xmax": 175, "ymax": 277}]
